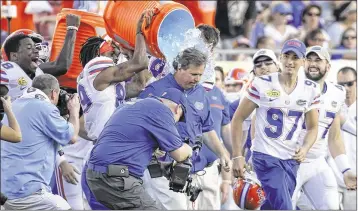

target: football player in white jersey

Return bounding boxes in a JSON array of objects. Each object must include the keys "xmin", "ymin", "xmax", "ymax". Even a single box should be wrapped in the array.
[
  {"xmin": 292, "ymin": 46, "xmax": 357, "ymax": 210},
  {"xmin": 1, "ymin": 33, "xmax": 43, "ymax": 100},
  {"xmin": 78, "ymin": 10, "xmax": 155, "ymax": 210},
  {"xmin": 1, "ymin": 14, "xmax": 80, "ymax": 77},
  {"xmin": 327, "ymin": 67, "xmax": 357, "ymax": 210},
  {"xmin": 231, "ymin": 39, "xmax": 320, "ymax": 210}
]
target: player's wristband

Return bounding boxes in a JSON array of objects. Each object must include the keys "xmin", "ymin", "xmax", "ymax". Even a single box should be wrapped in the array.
[
  {"xmin": 232, "ymin": 156, "xmax": 244, "ymax": 161},
  {"xmin": 334, "ymin": 154, "xmax": 351, "ymax": 174},
  {"xmin": 67, "ymin": 26, "xmax": 78, "ymax": 31}
]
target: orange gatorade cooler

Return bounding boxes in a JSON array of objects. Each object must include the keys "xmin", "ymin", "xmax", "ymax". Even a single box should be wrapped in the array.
[
  {"xmin": 50, "ymin": 9, "xmax": 106, "ymax": 89},
  {"xmin": 103, "ymin": 1, "xmax": 195, "ymax": 60}
]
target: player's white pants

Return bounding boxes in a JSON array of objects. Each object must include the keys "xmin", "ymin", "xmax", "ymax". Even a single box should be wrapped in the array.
[
  {"xmin": 189, "ymin": 161, "xmax": 221, "ymax": 210},
  {"xmin": 55, "ymin": 154, "xmax": 90, "ymax": 210},
  {"xmin": 142, "ymin": 169, "xmax": 188, "ymax": 210},
  {"xmin": 292, "ymin": 157, "xmax": 339, "ymax": 210}
]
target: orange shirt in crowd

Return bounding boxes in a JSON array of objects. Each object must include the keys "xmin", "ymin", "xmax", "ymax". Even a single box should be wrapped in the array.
[{"xmin": 1, "ymin": 0, "xmax": 35, "ymax": 33}]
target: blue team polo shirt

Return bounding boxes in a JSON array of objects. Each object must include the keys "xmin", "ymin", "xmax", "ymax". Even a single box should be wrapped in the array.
[
  {"xmin": 88, "ymin": 97, "xmax": 183, "ymax": 177},
  {"xmin": 193, "ymin": 86, "xmax": 231, "ymax": 170},
  {"xmin": 229, "ymin": 98, "xmax": 240, "ymax": 120},
  {"xmin": 139, "ymin": 74, "xmax": 215, "ymax": 172}
]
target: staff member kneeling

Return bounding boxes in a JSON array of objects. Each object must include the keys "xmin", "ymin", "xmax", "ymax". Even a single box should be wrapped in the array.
[{"xmin": 86, "ymin": 88, "xmax": 193, "ymax": 210}]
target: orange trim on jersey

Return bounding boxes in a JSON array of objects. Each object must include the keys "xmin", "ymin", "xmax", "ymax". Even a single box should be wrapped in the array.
[{"xmin": 210, "ymin": 104, "xmax": 225, "ymax": 110}]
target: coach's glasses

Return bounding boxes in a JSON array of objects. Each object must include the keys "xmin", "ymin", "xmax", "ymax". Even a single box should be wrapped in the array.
[{"xmin": 338, "ymin": 80, "xmax": 356, "ymax": 87}]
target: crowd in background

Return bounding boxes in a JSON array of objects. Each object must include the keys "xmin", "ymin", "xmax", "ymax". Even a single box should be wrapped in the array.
[{"xmin": 1, "ymin": 1, "xmax": 357, "ymax": 63}]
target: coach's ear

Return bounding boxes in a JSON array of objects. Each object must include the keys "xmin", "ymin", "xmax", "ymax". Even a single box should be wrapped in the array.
[{"xmin": 9, "ymin": 52, "xmax": 18, "ymax": 62}]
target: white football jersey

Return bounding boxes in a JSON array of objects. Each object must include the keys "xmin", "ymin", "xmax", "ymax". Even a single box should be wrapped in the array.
[
  {"xmin": 77, "ymin": 56, "xmax": 126, "ymax": 140},
  {"xmin": 0, "ymin": 61, "xmax": 43, "ymax": 100},
  {"xmin": 299, "ymin": 82, "xmax": 346, "ymax": 161},
  {"xmin": 246, "ymin": 72, "xmax": 321, "ymax": 160}
]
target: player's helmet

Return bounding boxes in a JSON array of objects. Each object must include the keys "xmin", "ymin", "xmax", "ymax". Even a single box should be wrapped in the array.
[
  {"xmin": 224, "ymin": 68, "xmax": 248, "ymax": 85},
  {"xmin": 233, "ymin": 178, "xmax": 266, "ymax": 210},
  {"xmin": 1, "ymin": 29, "xmax": 48, "ymax": 62}
]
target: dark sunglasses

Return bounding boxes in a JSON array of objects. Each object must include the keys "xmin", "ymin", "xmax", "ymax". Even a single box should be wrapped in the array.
[
  {"xmin": 279, "ymin": 13, "xmax": 290, "ymax": 16},
  {"xmin": 254, "ymin": 60, "xmax": 274, "ymax": 68},
  {"xmin": 338, "ymin": 80, "xmax": 356, "ymax": 87},
  {"xmin": 307, "ymin": 12, "xmax": 320, "ymax": 17},
  {"xmin": 343, "ymin": 36, "xmax": 356, "ymax": 40}
]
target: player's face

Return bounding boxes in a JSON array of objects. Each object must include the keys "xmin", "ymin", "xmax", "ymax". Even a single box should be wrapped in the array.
[
  {"xmin": 12, "ymin": 38, "xmax": 39, "ymax": 73},
  {"xmin": 337, "ymin": 71, "xmax": 356, "ymax": 104},
  {"xmin": 304, "ymin": 53, "xmax": 329, "ymax": 82},
  {"xmin": 215, "ymin": 70, "xmax": 224, "ymax": 89},
  {"xmin": 253, "ymin": 57, "xmax": 279, "ymax": 76},
  {"xmin": 178, "ymin": 64, "xmax": 205, "ymax": 90},
  {"xmin": 225, "ymin": 83, "xmax": 243, "ymax": 93},
  {"xmin": 280, "ymin": 52, "xmax": 304, "ymax": 75}
]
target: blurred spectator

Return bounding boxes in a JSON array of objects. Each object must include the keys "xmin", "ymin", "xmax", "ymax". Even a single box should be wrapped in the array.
[
  {"xmin": 264, "ymin": 3, "xmax": 298, "ymax": 48},
  {"xmin": 327, "ymin": 1, "xmax": 357, "ymax": 47},
  {"xmin": 0, "ymin": 94, "xmax": 22, "ymax": 143},
  {"xmin": 230, "ymin": 36, "xmax": 253, "ymax": 62},
  {"xmin": 215, "ymin": 66, "xmax": 225, "ymax": 90},
  {"xmin": 1, "ymin": 1, "xmax": 35, "ymax": 33},
  {"xmin": 296, "ymin": 4, "xmax": 330, "ymax": 46},
  {"xmin": 0, "ymin": 30, "xmax": 8, "ymax": 47},
  {"xmin": 304, "ymin": 28, "xmax": 329, "ymax": 48},
  {"xmin": 289, "ymin": 0, "xmax": 315, "ymax": 28},
  {"xmin": 249, "ymin": 2, "xmax": 271, "ymax": 47},
  {"xmin": 1, "ymin": 74, "xmax": 80, "ymax": 210},
  {"xmin": 332, "ymin": 28, "xmax": 357, "ymax": 60},
  {"xmin": 256, "ymin": 36, "xmax": 276, "ymax": 50},
  {"xmin": 215, "ymin": 0, "xmax": 256, "ymax": 49}
]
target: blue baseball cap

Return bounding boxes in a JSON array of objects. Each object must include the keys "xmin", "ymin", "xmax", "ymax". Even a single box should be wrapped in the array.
[
  {"xmin": 160, "ymin": 88, "xmax": 188, "ymax": 122},
  {"xmin": 281, "ymin": 39, "xmax": 307, "ymax": 59},
  {"xmin": 272, "ymin": 3, "xmax": 292, "ymax": 14}
]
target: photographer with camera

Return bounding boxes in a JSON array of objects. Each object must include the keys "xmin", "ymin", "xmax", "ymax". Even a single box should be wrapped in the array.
[
  {"xmin": 0, "ymin": 85, "xmax": 21, "ymax": 143},
  {"xmin": 1, "ymin": 74, "xmax": 80, "ymax": 210},
  {"xmin": 86, "ymin": 88, "xmax": 193, "ymax": 210}
]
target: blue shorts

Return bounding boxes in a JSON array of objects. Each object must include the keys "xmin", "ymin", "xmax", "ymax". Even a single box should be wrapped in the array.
[
  {"xmin": 252, "ymin": 151, "xmax": 299, "ymax": 210},
  {"xmin": 81, "ymin": 163, "xmax": 109, "ymax": 210}
]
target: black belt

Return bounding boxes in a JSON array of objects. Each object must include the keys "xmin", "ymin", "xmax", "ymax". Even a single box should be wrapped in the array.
[{"xmin": 87, "ymin": 163, "xmax": 141, "ymax": 180}]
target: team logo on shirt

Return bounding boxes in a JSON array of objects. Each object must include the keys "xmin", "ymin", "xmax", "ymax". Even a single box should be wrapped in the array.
[
  {"xmin": 211, "ymin": 96, "xmax": 218, "ymax": 101},
  {"xmin": 17, "ymin": 77, "xmax": 27, "ymax": 86},
  {"xmin": 194, "ymin": 101, "xmax": 204, "ymax": 110},
  {"xmin": 331, "ymin": 101, "xmax": 337, "ymax": 108},
  {"xmin": 296, "ymin": 99, "xmax": 307, "ymax": 106},
  {"xmin": 266, "ymin": 89, "xmax": 280, "ymax": 98}
]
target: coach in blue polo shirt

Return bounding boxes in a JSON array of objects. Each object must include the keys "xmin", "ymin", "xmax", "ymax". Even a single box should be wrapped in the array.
[
  {"xmin": 138, "ymin": 47, "xmax": 231, "ymax": 209},
  {"xmin": 86, "ymin": 88, "xmax": 193, "ymax": 210}
]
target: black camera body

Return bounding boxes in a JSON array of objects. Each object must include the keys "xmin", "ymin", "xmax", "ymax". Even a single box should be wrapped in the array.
[
  {"xmin": 57, "ymin": 89, "xmax": 70, "ymax": 116},
  {"xmin": 147, "ymin": 136, "xmax": 204, "ymax": 202}
]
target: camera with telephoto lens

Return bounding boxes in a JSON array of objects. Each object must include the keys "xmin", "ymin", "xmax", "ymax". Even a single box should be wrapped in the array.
[
  {"xmin": 1, "ymin": 192, "xmax": 7, "ymax": 205},
  {"xmin": 57, "ymin": 89, "xmax": 71, "ymax": 116},
  {"xmin": 147, "ymin": 137, "xmax": 203, "ymax": 202}
]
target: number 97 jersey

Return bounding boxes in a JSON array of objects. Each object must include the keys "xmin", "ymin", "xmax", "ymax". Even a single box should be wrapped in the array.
[
  {"xmin": 245, "ymin": 72, "xmax": 320, "ymax": 160},
  {"xmin": 77, "ymin": 56, "xmax": 126, "ymax": 140}
]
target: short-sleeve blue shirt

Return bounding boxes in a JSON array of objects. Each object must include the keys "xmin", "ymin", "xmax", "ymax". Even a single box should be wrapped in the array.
[{"xmin": 88, "ymin": 98, "xmax": 183, "ymax": 177}]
